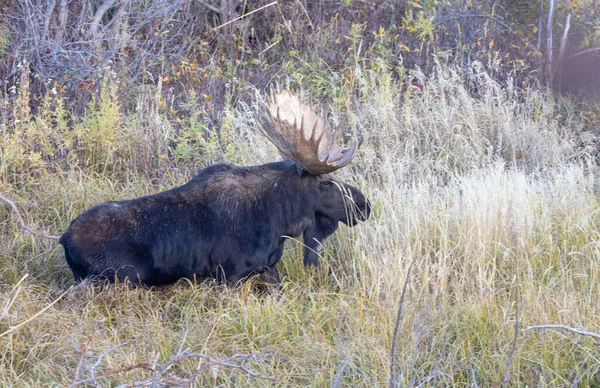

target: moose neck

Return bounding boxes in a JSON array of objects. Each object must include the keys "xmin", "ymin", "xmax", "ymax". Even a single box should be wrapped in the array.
[{"xmin": 262, "ymin": 161, "xmax": 316, "ymax": 238}]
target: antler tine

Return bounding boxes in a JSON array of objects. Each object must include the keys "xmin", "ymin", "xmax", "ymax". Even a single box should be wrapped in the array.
[{"xmin": 326, "ymin": 135, "xmax": 363, "ymax": 165}]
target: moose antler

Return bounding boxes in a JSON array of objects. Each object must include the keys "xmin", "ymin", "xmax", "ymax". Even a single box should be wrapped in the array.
[{"xmin": 259, "ymin": 90, "xmax": 363, "ymax": 175}]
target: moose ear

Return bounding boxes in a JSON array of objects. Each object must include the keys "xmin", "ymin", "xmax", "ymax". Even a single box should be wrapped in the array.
[{"xmin": 296, "ymin": 164, "xmax": 307, "ymax": 176}]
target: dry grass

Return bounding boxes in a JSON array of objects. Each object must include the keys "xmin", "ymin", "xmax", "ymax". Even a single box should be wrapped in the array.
[{"xmin": 2, "ymin": 62, "xmax": 600, "ymax": 386}]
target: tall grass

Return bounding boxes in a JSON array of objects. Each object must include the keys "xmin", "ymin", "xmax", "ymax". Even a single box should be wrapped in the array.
[{"xmin": 1, "ymin": 62, "xmax": 599, "ymax": 386}]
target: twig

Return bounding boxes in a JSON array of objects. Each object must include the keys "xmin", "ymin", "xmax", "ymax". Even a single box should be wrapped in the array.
[
  {"xmin": 0, "ymin": 191, "xmax": 60, "ymax": 240},
  {"xmin": 521, "ymin": 324, "xmax": 600, "ymax": 341},
  {"xmin": 70, "ymin": 362, "xmax": 155, "ymax": 387},
  {"xmin": 90, "ymin": 341, "xmax": 132, "ymax": 377},
  {"xmin": 0, "ymin": 287, "xmax": 73, "ymax": 338},
  {"xmin": 390, "ymin": 258, "xmax": 416, "ymax": 388},
  {"xmin": 502, "ymin": 257, "xmax": 520, "ymax": 387},
  {"xmin": 214, "ymin": 1, "xmax": 277, "ymax": 30}
]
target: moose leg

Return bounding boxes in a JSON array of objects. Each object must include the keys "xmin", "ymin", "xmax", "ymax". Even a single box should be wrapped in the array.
[{"xmin": 303, "ymin": 224, "xmax": 320, "ymax": 267}]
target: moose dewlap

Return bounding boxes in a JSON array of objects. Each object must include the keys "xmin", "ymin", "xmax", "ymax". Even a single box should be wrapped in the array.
[{"xmin": 59, "ymin": 90, "xmax": 371, "ymax": 286}]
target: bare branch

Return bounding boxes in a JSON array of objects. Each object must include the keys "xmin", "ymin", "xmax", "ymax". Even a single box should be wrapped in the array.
[
  {"xmin": 390, "ymin": 258, "xmax": 415, "ymax": 388},
  {"xmin": 90, "ymin": 341, "xmax": 132, "ymax": 377},
  {"xmin": 522, "ymin": 324, "xmax": 600, "ymax": 341},
  {"xmin": 69, "ymin": 347, "xmax": 325, "ymax": 387},
  {"xmin": 0, "ymin": 191, "xmax": 60, "ymax": 240}
]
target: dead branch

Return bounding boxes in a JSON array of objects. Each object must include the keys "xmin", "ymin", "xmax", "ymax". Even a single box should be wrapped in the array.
[
  {"xmin": 521, "ymin": 324, "xmax": 600, "ymax": 341},
  {"xmin": 389, "ymin": 258, "xmax": 415, "ymax": 388},
  {"xmin": 0, "ymin": 191, "xmax": 60, "ymax": 240},
  {"xmin": 70, "ymin": 351, "xmax": 325, "ymax": 387}
]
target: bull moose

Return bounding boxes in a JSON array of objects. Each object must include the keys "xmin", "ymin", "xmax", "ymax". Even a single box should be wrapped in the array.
[{"xmin": 59, "ymin": 90, "xmax": 371, "ymax": 287}]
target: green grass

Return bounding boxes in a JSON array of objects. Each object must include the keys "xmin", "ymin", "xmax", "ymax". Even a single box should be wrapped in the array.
[{"xmin": 1, "ymin": 62, "xmax": 600, "ymax": 386}]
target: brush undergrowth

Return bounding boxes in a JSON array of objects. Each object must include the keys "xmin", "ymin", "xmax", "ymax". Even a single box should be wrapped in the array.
[{"xmin": 1, "ymin": 60, "xmax": 600, "ymax": 386}]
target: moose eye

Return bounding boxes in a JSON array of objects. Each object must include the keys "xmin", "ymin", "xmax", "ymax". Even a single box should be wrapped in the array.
[{"xmin": 321, "ymin": 180, "xmax": 333, "ymax": 187}]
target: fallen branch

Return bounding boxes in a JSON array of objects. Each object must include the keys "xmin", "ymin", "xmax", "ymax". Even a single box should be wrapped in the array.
[
  {"xmin": 522, "ymin": 324, "xmax": 600, "ymax": 341},
  {"xmin": 0, "ymin": 191, "xmax": 60, "ymax": 240},
  {"xmin": 69, "ymin": 341, "xmax": 325, "ymax": 387}
]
